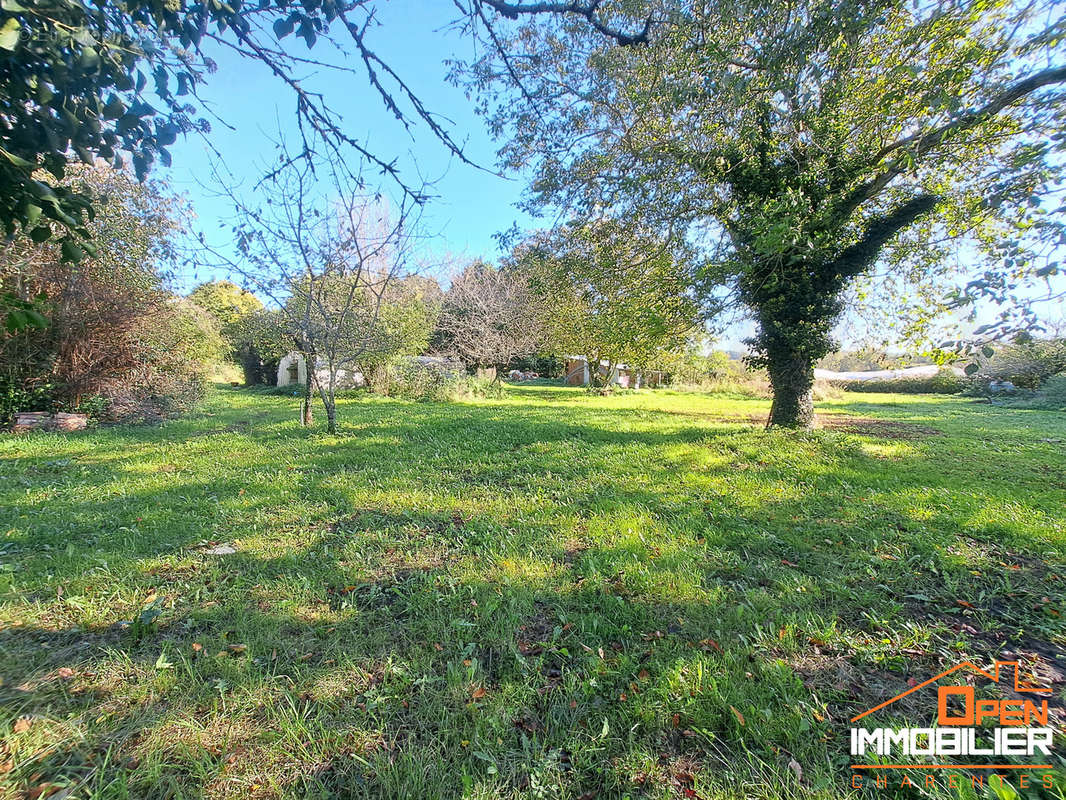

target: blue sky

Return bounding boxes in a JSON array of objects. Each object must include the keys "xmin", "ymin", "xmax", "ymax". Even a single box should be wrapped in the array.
[
  {"xmin": 166, "ymin": 1, "xmax": 532, "ymax": 291},
  {"xmin": 162, "ymin": 4, "xmax": 1063, "ymax": 352}
]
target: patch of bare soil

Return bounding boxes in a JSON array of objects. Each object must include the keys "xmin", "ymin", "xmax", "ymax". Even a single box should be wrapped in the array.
[
  {"xmin": 787, "ymin": 650, "xmax": 932, "ymax": 724},
  {"xmin": 817, "ymin": 415, "xmax": 942, "ymax": 440},
  {"xmin": 669, "ymin": 409, "xmax": 941, "ymax": 439}
]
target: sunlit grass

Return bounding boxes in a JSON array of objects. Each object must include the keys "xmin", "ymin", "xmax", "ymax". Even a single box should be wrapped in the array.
[{"xmin": 1, "ymin": 384, "xmax": 1064, "ymax": 799}]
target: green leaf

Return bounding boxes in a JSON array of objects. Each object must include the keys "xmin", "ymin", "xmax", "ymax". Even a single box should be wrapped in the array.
[
  {"xmin": 102, "ymin": 95, "xmax": 126, "ymax": 120},
  {"xmin": 964, "ymin": 363, "xmax": 979, "ymax": 376},
  {"xmin": 29, "ymin": 225, "xmax": 51, "ymax": 243},
  {"xmin": 79, "ymin": 46, "xmax": 100, "ymax": 70},
  {"xmin": 5, "ymin": 309, "xmax": 26, "ymax": 332},
  {"xmin": 61, "ymin": 239, "xmax": 84, "ymax": 263},
  {"xmin": 23, "ymin": 203, "xmax": 41, "ymax": 227},
  {"xmin": 273, "ymin": 16, "xmax": 294, "ymax": 38},
  {"xmin": 0, "ymin": 16, "xmax": 20, "ymax": 50},
  {"xmin": 0, "ymin": 147, "xmax": 31, "ymax": 167}
]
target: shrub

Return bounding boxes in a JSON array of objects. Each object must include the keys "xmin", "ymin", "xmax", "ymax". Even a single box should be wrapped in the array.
[
  {"xmin": 0, "ymin": 165, "xmax": 216, "ymax": 425},
  {"xmin": 667, "ymin": 355, "xmax": 771, "ymax": 397},
  {"xmin": 370, "ymin": 357, "xmax": 498, "ymax": 402},
  {"xmin": 1028, "ymin": 374, "xmax": 1066, "ymax": 410},
  {"xmin": 976, "ymin": 338, "xmax": 1066, "ymax": 390},
  {"xmin": 832, "ymin": 369, "xmax": 964, "ymax": 394}
]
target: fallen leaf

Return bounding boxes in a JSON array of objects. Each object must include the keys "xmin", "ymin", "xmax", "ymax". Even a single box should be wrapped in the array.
[
  {"xmin": 671, "ymin": 713, "xmax": 681, "ymax": 728},
  {"xmin": 13, "ymin": 716, "xmax": 32, "ymax": 733},
  {"xmin": 471, "ymin": 686, "xmax": 487, "ymax": 700},
  {"xmin": 957, "ymin": 600, "xmax": 974, "ymax": 609},
  {"xmin": 226, "ymin": 644, "xmax": 247, "ymax": 655},
  {"xmin": 788, "ymin": 758, "xmax": 803, "ymax": 783},
  {"xmin": 730, "ymin": 705, "xmax": 745, "ymax": 726},
  {"xmin": 191, "ymin": 642, "xmax": 203, "ymax": 654},
  {"xmin": 781, "ymin": 559, "xmax": 799, "ymax": 568},
  {"xmin": 55, "ymin": 667, "xmax": 75, "ymax": 680},
  {"xmin": 637, "ymin": 669, "xmax": 650, "ymax": 681}
]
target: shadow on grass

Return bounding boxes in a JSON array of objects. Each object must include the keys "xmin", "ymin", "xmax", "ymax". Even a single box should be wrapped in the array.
[{"xmin": 2, "ymin": 389, "xmax": 1065, "ymax": 798}]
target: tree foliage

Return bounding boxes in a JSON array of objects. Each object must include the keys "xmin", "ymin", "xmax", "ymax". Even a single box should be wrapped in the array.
[
  {"xmin": 513, "ymin": 220, "xmax": 707, "ymax": 384},
  {"xmin": 188, "ymin": 280, "xmax": 264, "ymax": 333},
  {"xmin": 0, "ymin": 164, "xmax": 219, "ymax": 421},
  {"xmin": 462, "ymin": 0, "xmax": 1066, "ymax": 424},
  {"xmin": 437, "ymin": 260, "xmax": 542, "ymax": 375}
]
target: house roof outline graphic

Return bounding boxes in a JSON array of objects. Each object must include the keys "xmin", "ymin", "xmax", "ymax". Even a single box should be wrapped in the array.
[{"xmin": 850, "ymin": 660, "xmax": 1051, "ymax": 723}]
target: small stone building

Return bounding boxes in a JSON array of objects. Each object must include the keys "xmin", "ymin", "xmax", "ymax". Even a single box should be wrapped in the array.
[
  {"xmin": 563, "ymin": 356, "xmax": 662, "ymax": 388},
  {"xmin": 276, "ymin": 352, "xmax": 365, "ymax": 389}
]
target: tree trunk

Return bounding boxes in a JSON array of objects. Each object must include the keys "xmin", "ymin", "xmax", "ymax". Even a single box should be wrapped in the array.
[
  {"xmin": 301, "ymin": 365, "xmax": 314, "ymax": 427},
  {"xmin": 324, "ymin": 395, "xmax": 337, "ymax": 434},
  {"xmin": 319, "ymin": 371, "xmax": 338, "ymax": 434},
  {"xmin": 765, "ymin": 350, "xmax": 816, "ymax": 429}
]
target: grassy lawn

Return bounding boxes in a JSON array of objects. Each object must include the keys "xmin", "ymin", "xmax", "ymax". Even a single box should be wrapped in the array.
[{"xmin": 1, "ymin": 385, "xmax": 1064, "ymax": 799}]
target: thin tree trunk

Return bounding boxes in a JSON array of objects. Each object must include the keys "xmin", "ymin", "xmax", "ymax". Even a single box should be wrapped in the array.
[
  {"xmin": 765, "ymin": 350, "xmax": 816, "ymax": 429},
  {"xmin": 319, "ymin": 369, "xmax": 338, "ymax": 434},
  {"xmin": 301, "ymin": 356, "xmax": 314, "ymax": 427},
  {"xmin": 324, "ymin": 394, "xmax": 337, "ymax": 434},
  {"xmin": 585, "ymin": 354, "xmax": 599, "ymax": 390}
]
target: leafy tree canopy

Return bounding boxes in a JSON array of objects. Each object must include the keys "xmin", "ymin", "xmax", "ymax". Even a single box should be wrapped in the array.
[
  {"xmin": 513, "ymin": 220, "xmax": 709, "ymax": 381},
  {"xmin": 188, "ymin": 280, "xmax": 264, "ymax": 331}
]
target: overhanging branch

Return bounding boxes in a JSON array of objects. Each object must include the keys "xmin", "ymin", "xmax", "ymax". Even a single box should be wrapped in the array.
[
  {"xmin": 473, "ymin": 0, "xmax": 654, "ymax": 46},
  {"xmin": 828, "ymin": 193, "xmax": 940, "ymax": 281},
  {"xmin": 836, "ymin": 65, "xmax": 1066, "ymax": 220}
]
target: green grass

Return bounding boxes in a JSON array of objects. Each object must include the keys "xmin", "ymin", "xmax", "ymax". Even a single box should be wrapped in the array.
[{"xmin": 1, "ymin": 385, "xmax": 1064, "ymax": 799}]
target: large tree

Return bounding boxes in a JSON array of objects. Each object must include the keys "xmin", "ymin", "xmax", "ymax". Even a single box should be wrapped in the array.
[{"xmin": 462, "ymin": 0, "xmax": 1066, "ymax": 426}]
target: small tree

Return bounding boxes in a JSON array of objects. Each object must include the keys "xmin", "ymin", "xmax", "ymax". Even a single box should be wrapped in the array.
[
  {"xmin": 204, "ymin": 162, "xmax": 424, "ymax": 433},
  {"xmin": 358, "ymin": 274, "xmax": 440, "ymax": 388},
  {"xmin": 229, "ymin": 308, "xmax": 290, "ymax": 386},
  {"xmin": 437, "ymin": 260, "xmax": 542, "ymax": 379}
]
